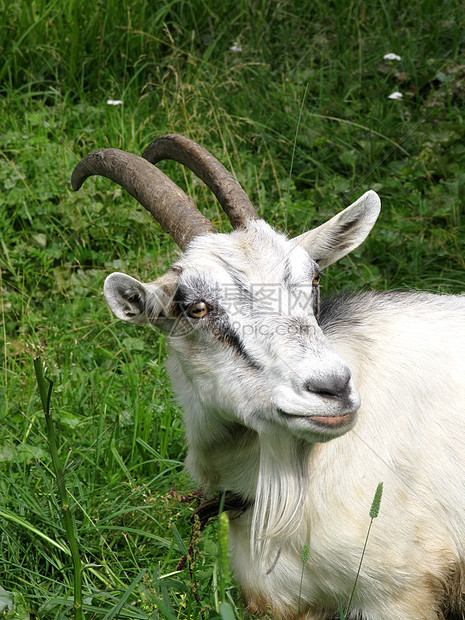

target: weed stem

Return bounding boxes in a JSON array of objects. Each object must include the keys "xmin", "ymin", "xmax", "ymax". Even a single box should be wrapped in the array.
[{"xmin": 33, "ymin": 357, "xmax": 83, "ymax": 620}]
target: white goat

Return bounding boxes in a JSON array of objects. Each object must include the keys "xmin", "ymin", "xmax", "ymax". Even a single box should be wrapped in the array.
[{"xmin": 72, "ymin": 135, "xmax": 465, "ymax": 619}]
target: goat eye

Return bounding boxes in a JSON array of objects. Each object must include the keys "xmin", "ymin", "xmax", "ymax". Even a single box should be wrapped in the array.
[
  {"xmin": 312, "ymin": 273, "xmax": 320, "ymax": 287},
  {"xmin": 188, "ymin": 301, "xmax": 208, "ymax": 319}
]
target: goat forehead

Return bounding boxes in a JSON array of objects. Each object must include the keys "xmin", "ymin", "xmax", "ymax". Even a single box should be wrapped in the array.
[{"xmin": 178, "ymin": 223, "xmax": 315, "ymax": 286}]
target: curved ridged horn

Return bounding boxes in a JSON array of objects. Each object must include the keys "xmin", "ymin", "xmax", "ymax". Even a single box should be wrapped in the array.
[
  {"xmin": 71, "ymin": 148, "xmax": 217, "ymax": 250},
  {"xmin": 142, "ymin": 134, "xmax": 259, "ymax": 229}
]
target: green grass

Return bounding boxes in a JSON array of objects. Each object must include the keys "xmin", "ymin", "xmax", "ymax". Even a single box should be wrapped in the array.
[{"xmin": 1, "ymin": 0, "xmax": 465, "ymax": 617}]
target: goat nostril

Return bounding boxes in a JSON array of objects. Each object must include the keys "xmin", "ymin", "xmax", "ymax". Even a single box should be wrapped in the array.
[{"xmin": 304, "ymin": 371, "xmax": 351, "ymax": 398}]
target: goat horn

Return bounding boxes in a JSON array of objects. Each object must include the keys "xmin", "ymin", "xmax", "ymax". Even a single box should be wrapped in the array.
[
  {"xmin": 142, "ymin": 134, "xmax": 259, "ymax": 229},
  {"xmin": 71, "ymin": 148, "xmax": 217, "ymax": 250}
]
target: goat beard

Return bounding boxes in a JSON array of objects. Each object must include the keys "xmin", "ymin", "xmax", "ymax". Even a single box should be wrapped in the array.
[{"xmin": 251, "ymin": 433, "xmax": 312, "ymax": 568}]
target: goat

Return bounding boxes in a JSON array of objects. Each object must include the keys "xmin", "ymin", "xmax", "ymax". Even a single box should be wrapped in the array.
[{"xmin": 72, "ymin": 134, "xmax": 465, "ymax": 619}]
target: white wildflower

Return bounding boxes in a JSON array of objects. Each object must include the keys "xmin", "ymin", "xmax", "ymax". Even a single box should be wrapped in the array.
[
  {"xmin": 106, "ymin": 99, "xmax": 123, "ymax": 105},
  {"xmin": 230, "ymin": 41, "xmax": 242, "ymax": 52},
  {"xmin": 388, "ymin": 91, "xmax": 403, "ymax": 100},
  {"xmin": 383, "ymin": 53, "xmax": 402, "ymax": 61}
]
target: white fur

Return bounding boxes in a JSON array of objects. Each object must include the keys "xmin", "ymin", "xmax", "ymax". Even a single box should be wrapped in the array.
[{"xmin": 103, "ymin": 191, "xmax": 465, "ymax": 619}]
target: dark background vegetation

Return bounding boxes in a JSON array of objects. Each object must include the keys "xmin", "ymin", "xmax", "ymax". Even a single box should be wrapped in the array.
[{"xmin": 1, "ymin": 0, "xmax": 465, "ymax": 617}]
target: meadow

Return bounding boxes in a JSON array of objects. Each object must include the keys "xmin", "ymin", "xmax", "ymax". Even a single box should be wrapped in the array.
[{"xmin": 1, "ymin": 0, "xmax": 465, "ymax": 617}]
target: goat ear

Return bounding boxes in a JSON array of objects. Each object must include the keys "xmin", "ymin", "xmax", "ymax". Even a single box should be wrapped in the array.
[
  {"xmin": 292, "ymin": 190, "xmax": 381, "ymax": 268},
  {"xmin": 103, "ymin": 272, "xmax": 176, "ymax": 324}
]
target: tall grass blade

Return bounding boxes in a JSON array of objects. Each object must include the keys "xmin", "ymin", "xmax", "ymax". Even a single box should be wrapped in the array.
[
  {"xmin": 218, "ymin": 511, "xmax": 231, "ymax": 601},
  {"xmin": 33, "ymin": 357, "xmax": 83, "ymax": 620},
  {"xmin": 171, "ymin": 523, "xmax": 189, "ymax": 557},
  {"xmin": 369, "ymin": 482, "xmax": 383, "ymax": 519},
  {"xmin": 345, "ymin": 482, "xmax": 384, "ymax": 616},
  {"xmin": 0, "ymin": 507, "xmax": 71, "ymax": 555},
  {"xmin": 219, "ymin": 601, "xmax": 237, "ymax": 620},
  {"xmin": 286, "ymin": 82, "xmax": 309, "ymax": 229},
  {"xmin": 297, "ymin": 541, "xmax": 310, "ymax": 616},
  {"xmin": 149, "ymin": 596, "xmax": 177, "ymax": 620},
  {"xmin": 101, "ymin": 570, "xmax": 146, "ymax": 620}
]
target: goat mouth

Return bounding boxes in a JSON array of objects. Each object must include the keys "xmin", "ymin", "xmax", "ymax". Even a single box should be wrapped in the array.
[
  {"xmin": 277, "ymin": 409, "xmax": 355, "ymax": 428},
  {"xmin": 309, "ymin": 411, "xmax": 355, "ymax": 427}
]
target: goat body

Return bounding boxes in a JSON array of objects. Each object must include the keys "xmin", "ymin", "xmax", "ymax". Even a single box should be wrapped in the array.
[
  {"xmin": 168, "ymin": 231, "xmax": 465, "ymax": 620},
  {"xmin": 73, "ymin": 135, "xmax": 465, "ymax": 619}
]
